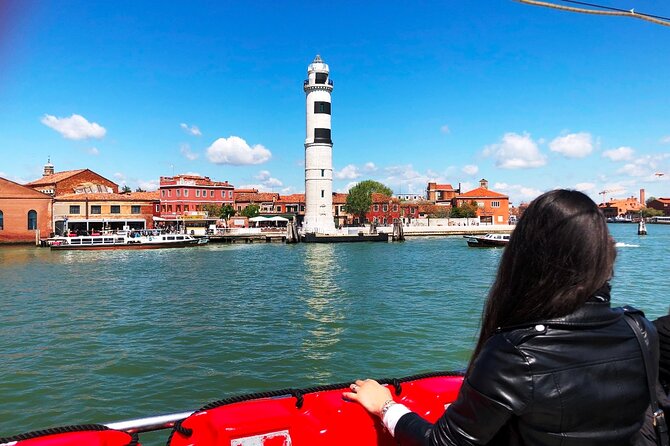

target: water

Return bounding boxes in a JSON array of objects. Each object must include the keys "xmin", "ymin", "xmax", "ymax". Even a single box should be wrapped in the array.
[{"xmin": 0, "ymin": 224, "xmax": 668, "ymax": 442}]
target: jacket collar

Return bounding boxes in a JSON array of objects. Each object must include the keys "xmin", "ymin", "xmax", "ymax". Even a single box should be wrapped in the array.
[{"xmin": 540, "ymin": 301, "xmax": 623, "ymax": 327}]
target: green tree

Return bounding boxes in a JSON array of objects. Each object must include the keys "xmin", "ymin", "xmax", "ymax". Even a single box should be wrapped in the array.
[
  {"xmin": 450, "ymin": 201, "xmax": 478, "ymax": 218},
  {"xmin": 135, "ymin": 187, "xmax": 146, "ymax": 192},
  {"xmin": 344, "ymin": 180, "xmax": 393, "ymax": 223},
  {"xmin": 646, "ymin": 196, "xmax": 657, "ymax": 207},
  {"xmin": 640, "ymin": 207, "xmax": 664, "ymax": 218},
  {"xmin": 220, "ymin": 204, "xmax": 236, "ymax": 220},
  {"xmin": 121, "ymin": 185, "xmax": 132, "ymax": 194},
  {"xmin": 241, "ymin": 204, "xmax": 260, "ymax": 218}
]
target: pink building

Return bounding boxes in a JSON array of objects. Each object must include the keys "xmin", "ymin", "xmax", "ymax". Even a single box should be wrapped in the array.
[{"xmin": 159, "ymin": 175, "xmax": 234, "ymax": 219}]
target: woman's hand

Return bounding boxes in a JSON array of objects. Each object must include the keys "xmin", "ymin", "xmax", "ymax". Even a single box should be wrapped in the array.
[{"xmin": 342, "ymin": 379, "xmax": 393, "ymax": 418}]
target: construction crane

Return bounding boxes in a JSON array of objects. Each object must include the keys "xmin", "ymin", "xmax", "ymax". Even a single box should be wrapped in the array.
[{"xmin": 598, "ymin": 188, "xmax": 623, "ymax": 204}]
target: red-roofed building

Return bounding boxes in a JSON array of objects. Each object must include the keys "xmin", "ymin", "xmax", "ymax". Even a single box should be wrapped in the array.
[
  {"xmin": 160, "ymin": 175, "xmax": 234, "ymax": 220},
  {"xmin": 454, "ymin": 179, "xmax": 509, "ymax": 224},
  {"xmin": 234, "ymin": 189, "xmax": 280, "ymax": 214},
  {"xmin": 26, "ymin": 161, "xmax": 118, "ymax": 196},
  {"xmin": 53, "ymin": 191, "xmax": 160, "ymax": 234},
  {"xmin": 426, "ymin": 182, "xmax": 458, "ymax": 205},
  {"xmin": 646, "ymin": 197, "xmax": 670, "ymax": 216},
  {"xmin": 599, "ymin": 196, "xmax": 643, "ymax": 219},
  {"xmin": 0, "ymin": 177, "xmax": 53, "ymax": 243}
]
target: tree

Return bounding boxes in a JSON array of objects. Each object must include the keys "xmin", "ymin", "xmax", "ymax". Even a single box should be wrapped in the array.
[
  {"xmin": 203, "ymin": 203, "xmax": 238, "ymax": 219},
  {"xmin": 344, "ymin": 180, "xmax": 393, "ymax": 223},
  {"xmin": 646, "ymin": 196, "xmax": 657, "ymax": 207},
  {"xmin": 640, "ymin": 207, "xmax": 664, "ymax": 218},
  {"xmin": 450, "ymin": 201, "xmax": 478, "ymax": 218},
  {"xmin": 135, "ymin": 187, "xmax": 146, "ymax": 192},
  {"xmin": 220, "ymin": 204, "xmax": 236, "ymax": 220},
  {"xmin": 241, "ymin": 204, "xmax": 260, "ymax": 218},
  {"xmin": 121, "ymin": 185, "xmax": 132, "ymax": 194}
]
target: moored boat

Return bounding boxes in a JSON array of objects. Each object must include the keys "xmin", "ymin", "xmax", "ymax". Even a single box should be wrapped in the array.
[
  {"xmin": 465, "ymin": 233, "xmax": 510, "ymax": 247},
  {"xmin": 49, "ymin": 230, "xmax": 207, "ymax": 250}
]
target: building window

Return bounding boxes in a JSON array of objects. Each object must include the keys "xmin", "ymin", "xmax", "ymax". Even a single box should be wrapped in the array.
[
  {"xmin": 27, "ymin": 210, "xmax": 37, "ymax": 230},
  {"xmin": 0, "ymin": 210, "xmax": 3, "ymax": 230},
  {"xmin": 177, "ymin": 189, "xmax": 181, "ymax": 197},
  {"xmin": 393, "ymin": 205, "xmax": 398, "ymax": 212},
  {"xmin": 374, "ymin": 204, "xmax": 379, "ymax": 212},
  {"xmin": 111, "ymin": 205, "xmax": 120, "ymax": 214},
  {"xmin": 383, "ymin": 204, "xmax": 388, "ymax": 212},
  {"xmin": 168, "ymin": 190, "xmax": 171, "ymax": 197},
  {"xmin": 321, "ymin": 190, "xmax": 324, "ymax": 198},
  {"xmin": 229, "ymin": 190, "xmax": 233, "ymax": 198},
  {"xmin": 210, "ymin": 190, "xmax": 214, "ymax": 197},
  {"xmin": 315, "ymin": 72, "xmax": 328, "ymax": 84},
  {"xmin": 177, "ymin": 205, "xmax": 181, "ymax": 212},
  {"xmin": 196, "ymin": 190, "xmax": 200, "ymax": 197},
  {"xmin": 69, "ymin": 205, "xmax": 81, "ymax": 214},
  {"xmin": 314, "ymin": 101, "xmax": 331, "ymax": 114},
  {"xmin": 276, "ymin": 206, "xmax": 282, "ymax": 212},
  {"xmin": 184, "ymin": 189, "xmax": 188, "ymax": 197},
  {"xmin": 314, "ymin": 128, "xmax": 331, "ymax": 144},
  {"xmin": 91, "ymin": 205, "xmax": 101, "ymax": 214},
  {"xmin": 300, "ymin": 205, "xmax": 305, "ymax": 212},
  {"xmin": 155, "ymin": 205, "xmax": 160, "ymax": 212},
  {"xmin": 168, "ymin": 205, "xmax": 172, "ymax": 212},
  {"xmin": 131, "ymin": 205, "xmax": 141, "ymax": 214},
  {"xmin": 321, "ymin": 169, "xmax": 324, "ymax": 177},
  {"xmin": 492, "ymin": 201, "xmax": 500, "ymax": 208},
  {"xmin": 184, "ymin": 205, "xmax": 189, "ymax": 211},
  {"xmin": 161, "ymin": 190, "xmax": 165, "ymax": 197}
]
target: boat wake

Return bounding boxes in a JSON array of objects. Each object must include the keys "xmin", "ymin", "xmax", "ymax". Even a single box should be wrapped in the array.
[{"xmin": 615, "ymin": 242, "xmax": 640, "ymax": 248}]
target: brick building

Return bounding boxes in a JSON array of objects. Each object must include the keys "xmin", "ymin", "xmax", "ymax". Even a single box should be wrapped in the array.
[
  {"xmin": 0, "ymin": 177, "xmax": 53, "ymax": 243},
  {"xmin": 233, "ymin": 189, "xmax": 280, "ymax": 214},
  {"xmin": 160, "ymin": 175, "xmax": 234, "ymax": 219},
  {"xmin": 54, "ymin": 192, "xmax": 160, "ymax": 234},
  {"xmin": 599, "ymin": 196, "xmax": 642, "ymax": 219},
  {"xmin": 646, "ymin": 197, "xmax": 670, "ymax": 216},
  {"xmin": 26, "ymin": 162, "xmax": 118, "ymax": 196},
  {"xmin": 454, "ymin": 179, "xmax": 509, "ymax": 224},
  {"xmin": 426, "ymin": 182, "xmax": 458, "ymax": 205}
]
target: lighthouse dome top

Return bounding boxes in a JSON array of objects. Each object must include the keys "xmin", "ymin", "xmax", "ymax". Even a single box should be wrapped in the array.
[{"xmin": 308, "ymin": 54, "xmax": 329, "ymax": 73}]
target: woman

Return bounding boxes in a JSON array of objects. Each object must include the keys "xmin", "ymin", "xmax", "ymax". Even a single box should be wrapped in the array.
[
  {"xmin": 639, "ymin": 311, "xmax": 669, "ymax": 445},
  {"xmin": 345, "ymin": 189, "xmax": 656, "ymax": 446}
]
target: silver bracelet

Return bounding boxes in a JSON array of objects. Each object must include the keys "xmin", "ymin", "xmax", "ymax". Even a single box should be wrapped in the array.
[{"xmin": 380, "ymin": 399, "xmax": 396, "ymax": 418}]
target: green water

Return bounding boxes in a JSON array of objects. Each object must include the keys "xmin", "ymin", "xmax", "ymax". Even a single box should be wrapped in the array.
[{"xmin": 1, "ymin": 224, "xmax": 668, "ymax": 442}]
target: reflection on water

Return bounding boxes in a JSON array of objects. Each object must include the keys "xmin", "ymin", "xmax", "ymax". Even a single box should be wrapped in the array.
[{"xmin": 301, "ymin": 244, "xmax": 345, "ymax": 381}]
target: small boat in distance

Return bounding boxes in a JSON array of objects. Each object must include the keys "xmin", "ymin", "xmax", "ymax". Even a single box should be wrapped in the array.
[
  {"xmin": 465, "ymin": 233, "xmax": 510, "ymax": 248},
  {"xmin": 49, "ymin": 230, "xmax": 208, "ymax": 250}
]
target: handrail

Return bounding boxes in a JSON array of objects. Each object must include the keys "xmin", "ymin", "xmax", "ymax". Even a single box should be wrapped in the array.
[{"xmin": 104, "ymin": 411, "xmax": 193, "ymax": 434}]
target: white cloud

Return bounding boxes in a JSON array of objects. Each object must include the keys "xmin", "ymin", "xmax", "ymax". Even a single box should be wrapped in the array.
[
  {"xmin": 206, "ymin": 136, "xmax": 271, "ymax": 165},
  {"xmin": 337, "ymin": 182, "xmax": 359, "ymax": 193},
  {"xmin": 335, "ymin": 164, "xmax": 361, "ymax": 180},
  {"xmin": 41, "ymin": 114, "xmax": 106, "ymax": 140},
  {"xmin": 483, "ymin": 132, "xmax": 547, "ymax": 169},
  {"xmin": 137, "ymin": 180, "xmax": 159, "ymax": 191},
  {"xmin": 87, "ymin": 147, "xmax": 100, "ymax": 156},
  {"xmin": 180, "ymin": 143, "xmax": 198, "ymax": 161},
  {"xmin": 549, "ymin": 132, "xmax": 593, "ymax": 158},
  {"xmin": 617, "ymin": 154, "xmax": 670, "ymax": 178},
  {"xmin": 575, "ymin": 182, "xmax": 596, "ymax": 192},
  {"xmin": 602, "ymin": 146, "xmax": 634, "ymax": 161},
  {"xmin": 363, "ymin": 162, "xmax": 377, "ymax": 172},
  {"xmin": 660, "ymin": 136, "xmax": 670, "ymax": 144},
  {"xmin": 255, "ymin": 170, "xmax": 283, "ymax": 188},
  {"xmin": 493, "ymin": 182, "xmax": 543, "ymax": 204},
  {"xmin": 440, "ymin": 124, "xmax": 450, "ymax": 134},
  {"xmin": 180, "ymin": 123, "xmax": 202, "ymax": 136},
  {"xmin": 462, "ymin": 164, "xmax": 479, "ymax": 176},
  {"xmin": 113, "ymin": 172, "xmax": 126, "ymax": 183}
]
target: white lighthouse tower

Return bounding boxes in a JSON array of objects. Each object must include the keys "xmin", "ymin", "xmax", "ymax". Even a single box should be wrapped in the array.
[{"xmin": 303, "ymin": 55, "xmax": 336, "ymax": 234}]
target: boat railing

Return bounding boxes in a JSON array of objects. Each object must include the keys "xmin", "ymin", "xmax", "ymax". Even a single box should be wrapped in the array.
[{"xmin": 104, "ymin": 411, "xmax": 193, "ymax": 434}]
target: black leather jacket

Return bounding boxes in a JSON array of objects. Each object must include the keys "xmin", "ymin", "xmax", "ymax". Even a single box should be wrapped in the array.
[{"xmin": 395, "ymin": 302, "xmax": 657, "ymax": 446}]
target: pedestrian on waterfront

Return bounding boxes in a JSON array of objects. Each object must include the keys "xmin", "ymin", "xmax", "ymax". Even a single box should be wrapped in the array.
[
  {"xmin": 345, "ymin": 189, "xmax": 658, "ymax": 445},
  {"xmin": 639, "ymin": 310, "xmax": 670, "ymax": 445}
]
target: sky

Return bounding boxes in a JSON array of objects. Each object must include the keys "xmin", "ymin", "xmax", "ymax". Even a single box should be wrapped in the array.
[{"xmin": 1, "ymin": 0, "xmax": 669, "ymax": 206}]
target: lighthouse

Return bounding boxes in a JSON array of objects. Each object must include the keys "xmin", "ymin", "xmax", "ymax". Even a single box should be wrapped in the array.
[{"xmin": 303, "ymin": 55, "xmax": 336, "ymax": 234}]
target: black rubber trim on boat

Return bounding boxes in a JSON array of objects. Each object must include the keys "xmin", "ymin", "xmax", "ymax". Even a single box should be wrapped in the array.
[
  {"xmin": 0, "ymin": 423, "xmax": 138, "ymax": 446},
  {"xmin": 165, "ymin": 370, "xmax": 465, "ymax": 444}
]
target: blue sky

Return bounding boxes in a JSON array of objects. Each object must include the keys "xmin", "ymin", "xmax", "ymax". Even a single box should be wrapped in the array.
[{"xmin": 1, "ymin": 0, "xmax": 669, "ymax": 205}]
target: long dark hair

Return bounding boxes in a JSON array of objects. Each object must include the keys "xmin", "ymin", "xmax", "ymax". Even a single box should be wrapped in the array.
[{"xmin": 468, "ymin": 189, "xmax": 616, "ymax": 373}]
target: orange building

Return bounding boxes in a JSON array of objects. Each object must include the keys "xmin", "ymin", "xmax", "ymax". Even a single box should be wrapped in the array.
[
  {"xmin": 0, "ymin": 177, "xmax": 53, "ymax": 243},
  {"xmin": 426, "ymin": 182, "xmax": 458, "ymax": 205},
  {"xmin": 599, "ymin": 196, "xmax": 642, "ymax": 219},
  {"xmin": 454, "ymin": 179, "xmax": 509, "ymax": 224}
]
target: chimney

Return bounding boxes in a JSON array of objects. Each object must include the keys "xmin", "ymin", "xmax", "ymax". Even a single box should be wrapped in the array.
[
  {"xmin": 640, "ymin": 188, "xmax": 645, "ymax": 207},
  {"xmin": 479, "ymin": 179, "xmax": 488, "ymax": 189}
]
